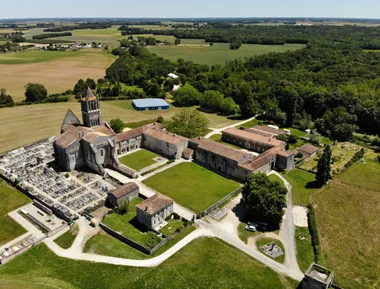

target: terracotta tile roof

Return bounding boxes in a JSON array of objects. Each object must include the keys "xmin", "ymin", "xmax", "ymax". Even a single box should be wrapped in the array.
[
  {"xmin": 143, "ymin": 122, "xmax": 165, "ymax": 130},
  {"xmin": 244, "ymin": 128, "xmax": 274, "ymax": 138},
  {"xmin": 55, "ymin": 131, "xmax": 80, "ymax": 148},
  {"xmin": 297, "ymin": 144, "xmax": 319, "ymax": 156},
  {"xmin": 116, "ymin": 127, "xmax": 144, "ymax": 142},
  {"xmin": 110, "ymin": 182, "xmax": 139, "ymax": 199},
  {"xmin": 193, "ymin": 137, "xmax": 252, "ymax": 162},
  {"xmin": 239, "ymin": 147, "xmax": 279, "ymax": 171},
  {"xmin": 94, "ymin": 125, "xmax": 116, "ymax": 136},
  {"xmin": 144, "ymin": 128, "xmax": 187, "ymax": 145},
  {"xmin": 251, "ymin": 125, "xmax": 284, "ymax": 136},
  {"xmin": 277, "ymin": 150, "xmax": 296, "ymax": 157},
  {"xmin": 183, "ymin": 148, "xmax": 194, "ymax": 155},
  {"xmin": 223, "ymin": 127, "xmax": 284, "ymax": 148},
  {"xmin": 135, "ymin": 193, "xmax": 173, "ymax": 215}
]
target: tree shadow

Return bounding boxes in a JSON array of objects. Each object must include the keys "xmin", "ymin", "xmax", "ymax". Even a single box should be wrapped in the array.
[
  {"xmin": 305, "ymin": 180, "xmax": 322, "ymax": 189},
  {"xmin": 231, "ymin": 201, "xmax": 247, "ymax": 222},
  {"xmin": 129, "ymin": 217, "xmax": 150, "ymax": 233}
]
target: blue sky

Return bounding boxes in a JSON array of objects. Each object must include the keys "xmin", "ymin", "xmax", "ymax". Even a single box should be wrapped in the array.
[{"xmin": 1, "ymin": 0, "xmax": 380, "ymax": 19}]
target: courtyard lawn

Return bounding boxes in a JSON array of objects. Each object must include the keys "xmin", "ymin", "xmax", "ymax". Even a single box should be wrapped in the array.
[
  {"xmin": 284, "ymin": 169, "xmax": 319, "ymax": 205},
  {"xmin": 0, "ymin": 180, "xmax": 31, "ymax": 246},
  {"xmin": 102, "ymin": 197, "xmax": 161, "ymax": 249},
  {"xmin": 208, "ymin": 134, "xmax": 243, "ymax": 150},
  {"xmin": 295, "ymin": 226, "xmax": 314, "ymax": 273},
  {"xmin": 160, "ymin": 218, "xmax": 185, "ymax": 236},
  {"xmin": 256, "ymin": 237, "xmax": 286, "ymax": 264},
  {"xmin": 84, "ymin": 225, "xmax": 196, "ymax": 260},
  {"xmin": 119, "ymin": 149, "xmax": 159, "ymax": 171},
  {"xmin": 143, "ymin": 162, "xmax": 241, "ymax": 212},
  {"xmin": 148, "ymin": 43, "xmax": 305, "ymax": 66},
  {"xmin": 0, "ymin": 238, "xmax": 299, "ymax": 289},
  {"xmin": 53, "ymin": 224, "xmax": 78, "ymax": 249},
  {"xmin": 313, "ymin": 181, "xmax": 380, "ymax": 289}
]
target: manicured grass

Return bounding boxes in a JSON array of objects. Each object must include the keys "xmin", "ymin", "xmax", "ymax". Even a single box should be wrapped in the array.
[
  {"xmin": 239, "ymin": 118, "xmax": 261, "ymax": 128},
  {"xmin": 0, "ymin": 238, "xmax": 299, "ymax": 289},
  {"xmin": 313, "ymin": 181, "xmax": 380, "ymax": 289},
  {"xmin": 208, "ymin": 134, "xmax": 243, "ymax": 150},
  {"xmin": 119, "ymin": 149, "xmax": 159, "ymax": 171},
  {"xmin": 84, "ymin": 225, "xmax": 196, "ymax": 260},
  {"xmin": 283, "ymin": 169, "xmax": 318, "ymax": 205},
  {"xmin": 149, "ymin": 43, "xmax": 306, "ymax": 66},
  {"xmin": 268, "ymin": 174, "xmax": 285, "ymax": 187},
  {"xmin": 238, "ymin": 222, "xmax": 259, "ymax": 244},
  {"xmin": 143, "ymin": 162, "xmax": 241, "ymax": 212},
  {"xmin": 256, "ymin": 237, "xmax": 285, "ymax": 263},
  {"xmin": 295, "ymin": 226, "xmax": 314, "ymax": 273},
  {"xmin": 160, "ymin": 218, "xmax": 185, "ymax": 236},
  {"xmin": 102, "ymin": 197, "xmax": 161, "ymax": 249},
  {"xmin": 0, "ymin": 180, "xmax": 31, "ymax": 246},
  {"xmin": 53, "ymin": 225, "xmax": 78, "ymax": 249}
]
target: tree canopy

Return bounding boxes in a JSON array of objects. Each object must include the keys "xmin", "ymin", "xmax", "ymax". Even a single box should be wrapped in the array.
[
  {"xmin": 316, "ymin": 145, "xmax": 332, "ymax": 186},
  {"xmin": 173, "ymin": 84, "xmax": 201, "ymax": 107},
  {"xmin": 24, "ymin": 83, "xmax": 48, "ymax": 103},
  {"xmin": 110, "ymin": 118, "xmax": 124, "ymax": 133},
  {"xmin": 166, "ymin": 108, "xmax": 210, "ymax": 138}
]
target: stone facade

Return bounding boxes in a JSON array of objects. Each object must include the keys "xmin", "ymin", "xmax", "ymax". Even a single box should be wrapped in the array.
[{"xmin": 107, "ymin": 182, "xmax": 139, "ymax": 208}]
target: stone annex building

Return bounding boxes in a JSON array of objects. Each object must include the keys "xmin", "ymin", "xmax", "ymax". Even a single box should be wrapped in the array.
[{"xmin": 54, "ymin": 88, "xmax": 295, "ymax": 181}]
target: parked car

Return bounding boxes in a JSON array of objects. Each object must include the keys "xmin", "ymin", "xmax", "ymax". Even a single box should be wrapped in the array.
[
  {"xmin": 247, "ymin": 221, "xmax": 258, "ymax": 227},
  {"xmin": 245, "ymin": 225, "xmax": 256, "ymax": 232}
]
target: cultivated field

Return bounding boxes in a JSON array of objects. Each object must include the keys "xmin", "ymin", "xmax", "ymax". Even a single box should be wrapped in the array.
[
  {"xmin": 148, "ymin": 43, "xmax": 306, "ymax": 65},
  {"xmin": 313, "ymin": 181, "xmax": 380, "ymax": 289},
  {"xmin": 0, "ymin": 180, "xmax": 31, "ymax": 246},
  {"xmin": 119, "ymin": 149, "xmax": 159, "ymax": 170},
  {"xmin": 0, "ymin": 49, "xmax": 116, "ymax": 102},
  {"xmin": 0, "ymin": 101, "xmax": 242, "ymax": 154},
  {"xmin": 143, "ymin": 162, "xmax": 240, "ymax": 212},
  {"xmin": 0, "ymin": 238, "xmax": 298, "ymax": 289}
]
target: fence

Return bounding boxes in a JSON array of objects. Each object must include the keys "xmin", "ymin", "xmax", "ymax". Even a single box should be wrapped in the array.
[{"xmin": 196, "ymin": 187, "xmax": 243, "ymax": 219}]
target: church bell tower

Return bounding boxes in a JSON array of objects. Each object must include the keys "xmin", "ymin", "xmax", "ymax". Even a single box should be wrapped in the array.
[{"xmin": 81, "ymin": 87, "xmax": 101, "ymax": 128}]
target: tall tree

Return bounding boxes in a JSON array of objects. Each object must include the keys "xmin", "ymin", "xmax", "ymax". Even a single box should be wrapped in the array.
[
  {"xmin": 167, "ymin": 108, "xmax": 209, "ymax": 138},
  {"xmin": 316, "ymin": 145, "xmax": 332, "ymax": 185},
  {"xmin": 110, "ymin": 118, "xmax": 124, "ymax": 133},
  {"xmin": 173, "ymin": 84, "xmax": 201, "ymax": 106},
  {"xmin": 24, "ymin": 83, "xmax": 48, "ymax": 103}
]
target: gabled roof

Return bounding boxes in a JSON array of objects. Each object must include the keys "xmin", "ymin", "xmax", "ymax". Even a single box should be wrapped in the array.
[
  {"xmin": 223, "ymin": 127, "xmax": 284, "ymax": 148},
  {"xmin": 61, "ymin": 109, "xmax": 81, "ymax": 131},
  {"xmin": 144, "ymin": 128, "xmax": 187, "ymax": 145},
  {"xmin": 55, "ymin": 130, "xmax": 81, "ymax": 148},
  {"xmin": 110, "ymin": 182, "xmax": 139, "ymax": 199},
  {"xmin": 297, "ymin": 144, "xmax": 319, "ymax": 156},
  {"xmin": 135, "ymin": 193, "xmax": 173, "ymax": 215}
]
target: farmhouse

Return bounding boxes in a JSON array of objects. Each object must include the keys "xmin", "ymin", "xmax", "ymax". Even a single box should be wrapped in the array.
[
  {"xmin": 107, "ymin": 182, "xmax": 139, "ymax": 208},
  {"xmin": 136, "ymin": 193, "xmax": 174, "ymax": 230},
  {"xmin": 132, "ymin": 98, "xmax": 170, "ymax": 111}
]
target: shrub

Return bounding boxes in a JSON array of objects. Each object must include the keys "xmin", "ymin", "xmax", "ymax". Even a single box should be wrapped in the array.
[
  {"xmin": 142, "ymin": 232, "xmax": 161, "ymax": 248},
  {"xmin": 65, "ymin": 173, "xmax": 70, "ymax": 178},
  {"xmin": 344, "ymin": 148, "xmax": 365, "ymax": 168},
  {"xmin": 307, "ymin": 204, "xmax": 321, "ymax": 263},
  {"xmin": 296, "ymin": 152, "xmax": 303, "ymax": 159},
  {"xmin": 157, "ymin": 115, "xmax": 164, "ymax": 123},
  {"xmin": 117, "ymin": 199, "xmax": 130, "ymax": 215},
  {"xmin": 287, "ymin": 135, "xmax": 298, "ymax": 144}
]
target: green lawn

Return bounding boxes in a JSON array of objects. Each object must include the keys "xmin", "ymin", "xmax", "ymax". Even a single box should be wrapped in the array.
[
  {"xmin": 102, "ymin": 197, "xmax": 161, "ymax": 249},
  {"xmin": 84, "ymin": 225, "xmax": 196, "ymax": 260},
  {"xmin": 239, "ymin": 118, "xmax": 261, "ymax": 128},
  {"xmin": 119, "ymin": 149, "xmax": 159, "ymax": 171},
  {"xmin": 0, "ymin": 180, "xmax": 31, "ymax": 246},
  {"xmin": 143, "ymin": 162, "xmax": 241, "ymax": 212},
  {"xmin": 238, "ymin": 222, "xmax": 259, "ymax": 244},
  {"xmin": 149, "ymin": 43, "xmax": 306, "ymax": 66},
  {"xmin": 295, "ymin": 226, "xmax": 314, "ymax": 272},
  {"xmin": 53, "ymin": 225, "xmax": 78, "ymax": 249},
  {"xmin": 180, "ymin": 38, "xmax": 207, "ymax": 44},
  {"xmin": 160, "ymin": 218, "xmax": 185, "ymax": 236},
  {"xmin": 0, "ymin": 238, "xmax": 299, "ymax": 289},
  {"xmin": 208, "ymin": 134, "xmax": 243, "ymax": 150},
  {"xmin": 268, "ymin": 174, "xmax": 285, "ymax": 187},
  {"xmin": 283, "ymin": 169, "xmax": 318, "ymax": 205},
  {"xmin": 256, "ymin": 237, "xmax": 286, "ymax": 264}
]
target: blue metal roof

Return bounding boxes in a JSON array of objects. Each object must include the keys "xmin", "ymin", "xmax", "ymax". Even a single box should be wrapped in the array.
[{"xmin": 132, "ymin": 98, "xmax": 170, "ymax": 108}]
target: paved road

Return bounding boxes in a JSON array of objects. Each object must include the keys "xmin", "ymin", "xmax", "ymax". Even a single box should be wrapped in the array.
[{"xmin": 205, "ymin": 116, "xmax": 256, "ymax": 138}]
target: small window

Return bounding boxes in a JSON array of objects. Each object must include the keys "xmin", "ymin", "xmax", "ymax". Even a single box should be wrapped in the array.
[{"xmin": 101, "ymin": 150, "xmax": 104, "ymax": 157}]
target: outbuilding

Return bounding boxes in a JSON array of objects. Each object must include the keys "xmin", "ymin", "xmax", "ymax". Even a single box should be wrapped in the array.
[
  {"xmin": 132, "ymin": 98, "xmax": 170, "ymax": 111},
  {"xmin": 107, "ymin": 182, "xmax": 140, "ymax": 208}
]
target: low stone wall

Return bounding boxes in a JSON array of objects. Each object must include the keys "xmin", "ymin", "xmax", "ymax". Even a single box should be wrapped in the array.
[{"xmin": 196, "ymin": 187, "xmax": 243, "ymax": 219}]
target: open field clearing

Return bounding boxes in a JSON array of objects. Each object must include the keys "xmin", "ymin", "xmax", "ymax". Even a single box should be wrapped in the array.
[
  {"xmin": 283, "ymin": 169, "xmax": 318, "ymax": 205},
  {"xmin": 143, "ymin": 162, "xmax": 240, "ymax": 212},
  {"xmin": 0, "ymin": 180, "xmax": 31, "ymax": 246},
  {"xmin": 0, "ymin": 238, "xmax": 298, "ymax": 289},
  {"xmin": 0, "ymin": 101, "xmax": 241, "ymax": 154},
  {"xmin": 0, "ymin": 49, "xmax": 116, "ymax": 102},
  {"xmin": 313, "ymin": 181, "xmax": 380, "ymax": 289},
  {"xmin": 149, "ymin": 43, "xmax": 305, "ymax": 65}
]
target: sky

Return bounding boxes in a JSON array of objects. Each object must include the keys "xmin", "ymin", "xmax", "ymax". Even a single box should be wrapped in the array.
[{"xmin": 1, "ymin": 0, "xmax": 380, "ymax": 19}]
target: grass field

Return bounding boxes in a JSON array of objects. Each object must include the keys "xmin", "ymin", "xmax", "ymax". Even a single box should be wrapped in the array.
[
  {"xmin": 53, "ymin": 225, "xmax": 78, "ymax": 249},
  {"xmin": 256, "ymin": 237, "xmax": 285, "ymax": 263},
  {"xmin": 238, "ymin": 222, "xmax": 259, "ymax": 243},
  {"xmin": 283, "ymin": 169, "xmax": 318, "ymax": 205},
  {"xmin": 143, "ymin": 162, "xmax": 240, "ymax": 212},
  {"xmin": 0, "ymin": 238, "xmax": 298, "ymax": 289},
  {"xmin": 119, "ymin": 149, "xmax": 159, "ymax": 170},
  {"xmin": 84, "ymin": 225, "xmax": 195, "ymax": 260},
  {"xmin": 295, "ymin": 226, "xmax": 314, "ymax": 273},
  {"xmin": 0, "ymin": 101, "xmax": 242, "ymax": 154},
  {"xmin": 0, "ymin": 180, "xmax": 31, "ymax": 246},
  {"xmin": 268, "ymin": 174, "xmax": 285, "ymax": 186},
  {"xmin": 313, "ymin": 181, "xmax": 380, "ymax": 289},
  {"xmin": 149, "ymin": 43, "xmax": 306, "ymax": 65},
  {"xmin": 0, "ymin": 49, "xmax": 116, "ymax": 102}
]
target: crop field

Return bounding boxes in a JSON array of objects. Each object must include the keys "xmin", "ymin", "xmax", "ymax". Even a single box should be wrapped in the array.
[
  {"xmin": 148, "ymin": 43, "xmax": 306, "ymax": 65},
  {"xmin": 0, "ymin": 49, "xmax": 116, "ymax": 102},
  {"xmin": 0, "ymin": 180, "xmax": 31, "ymax": 246},
  {"xmin": 313, "ymin": 181, "xmax": 380, "ymax": 289},
  {"xmin": 143, "ymin": 162, "xmax": 240, "ymax": 212},
  {"xmin": 0, "ymin": 238, "xmax": 298, "ymax": 289}
]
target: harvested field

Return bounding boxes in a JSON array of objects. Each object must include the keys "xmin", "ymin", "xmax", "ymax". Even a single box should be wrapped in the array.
[{"xmin": 0, "ymin": 49, "xmax": 116, "ymax": 102}]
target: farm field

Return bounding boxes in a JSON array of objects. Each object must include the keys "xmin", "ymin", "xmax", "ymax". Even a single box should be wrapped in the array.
[
  {"xmin": 0, "ymin": 238, "xmax": 298, "ymax": 289},
  {"xmin": 0, "ymin": 101, "xmax": 242, "ymax": 154},
  {"xmin": 118, "ymin": 149, "xmax": 159, "ymax": 171},
  {"xmin": 148, "ymin": 43, "xmax": 306, "ymax": 65},
  {"xmin": 313, "ymin": 181, "xmax": 380, "ymax": 289},
  {"xmin": 0, "ymin": 180, "xmax": 31, "ymax": 246},
  {"xmin": 0, "ymin": 49, "xmax": 116, "ymax": 102},
  {"xmin": 143, "ymin": 162, "xmax": 240, "ymax": 212}
]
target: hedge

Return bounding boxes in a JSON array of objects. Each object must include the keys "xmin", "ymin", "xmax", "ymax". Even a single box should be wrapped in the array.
[
  {"xmin": 344, "ymin": 148, "xmax": 365, "ymax": 169},
  {"xmin": 307, "ymin": 204, "xmax": 321, "ymax": 263}
]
